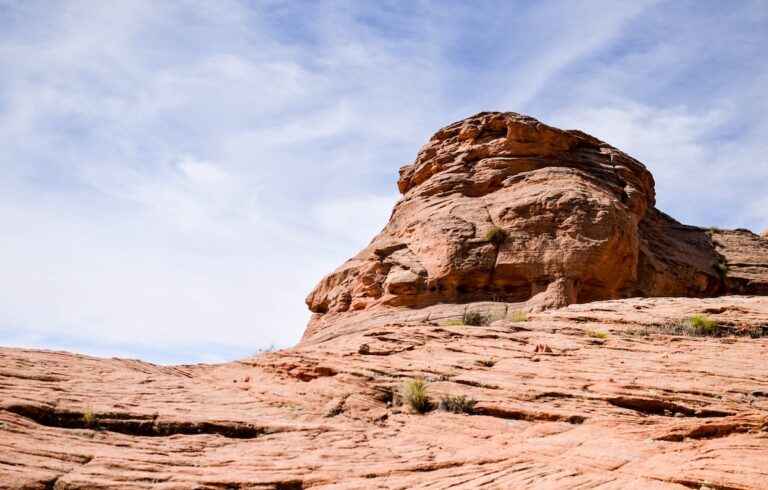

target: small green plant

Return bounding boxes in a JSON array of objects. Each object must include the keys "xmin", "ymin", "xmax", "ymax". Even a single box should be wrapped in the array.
[
  {"xmin": 586, "ymin": 329, "xmax": 608, "ymax": 339},
  {"xmin": 477, "ymin": 358, "xmax": 496, "ymax": 367},
  {"xmin": 440, "ymin": 394, "xmax": 477, "ymax": 414},
  {"xmin": 82, "ymin": 408, "xmax": 97, "ymax": 428},
  {"xmin": 684, "ymin": 315, "xmax": 719, "ymax": 336},
  {"xmin": 401, "ymin": 378, "xmax": 432, "ymax": 413},
  {"xmin": 485, "ymin": 226, "xmax": 507, "ymax": 246},
  {"xmin": 509, "ymin": 310, "xmax": 528, "ymax": 322},
  {"xmin": 463, "ymin": 310, "xmax": 489, "ymax": 326}
]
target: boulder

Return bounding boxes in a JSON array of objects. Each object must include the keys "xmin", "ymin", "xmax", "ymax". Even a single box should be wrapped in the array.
[{"xmin": 305, "ymin": 112, "xmax": 768, "ymax": 340}]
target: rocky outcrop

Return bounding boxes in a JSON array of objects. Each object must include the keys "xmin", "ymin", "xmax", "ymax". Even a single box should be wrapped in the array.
[
  {"xmin": 711, "ymin": 228, "xmax": 768, "ymax": 295},
  {"xmin": 4, "ymin": 112, "xmax": 768, "ymax": 489},
  {"xmin": 305, "ymin": 112, "xmax": 768, "ymax": 341},
  {"xmin": 2, "ymin": 296, "xmax": 768, "ymax": 488}
]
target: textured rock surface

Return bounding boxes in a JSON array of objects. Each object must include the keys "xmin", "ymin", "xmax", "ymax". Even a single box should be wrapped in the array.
[
  {"xmin": 712, "ymin": 228, "xmax": 768, "ymax": 295},
  {"xmin": 4, "ymin": 112, "xmax": 768, "ymax": 489},
  {"xmin": 2, "ymin": 296, "xmax": 768, "ymax": 489},
  {"xmin": 305, "ymin": 112, "xmax": 768, "ymax": 341}
]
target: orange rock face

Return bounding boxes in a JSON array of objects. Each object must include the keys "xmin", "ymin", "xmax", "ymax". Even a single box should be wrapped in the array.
[
  {"xmin": 2, "ymin": 297, "xmax": 768, "ymax": 488},
  {"xmin": 305, "ymin": 112, "xmax": 768, "ymax": 341}
]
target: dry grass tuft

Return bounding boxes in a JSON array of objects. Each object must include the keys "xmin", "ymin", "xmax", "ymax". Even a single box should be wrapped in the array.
[
  {"xmin": 585, "ymin": 329, "xmax": 608, "ymax": 339},
  {"xmin": 401, "ymin": 378, "xmax": 432, "ymax": 413},
  {"xmin": 439, "ymin": 394, "xmax": 477, "ymax": 414},
  {"xmin": 485, "ymin": 226, "xmax": 507, "ymax": 246},
  {"xmin": 509, "ymin": 310, "xmax": 528, "ymax": 322}
]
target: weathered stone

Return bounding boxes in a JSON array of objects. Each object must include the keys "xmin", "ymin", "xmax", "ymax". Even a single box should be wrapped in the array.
[
  {"xmin": 3, "ymin": 296, "xmax": 768, "ymax": 488},
  {"xmin": 305, "ymin": 112, "xmax": 768, "ymax": 340}
]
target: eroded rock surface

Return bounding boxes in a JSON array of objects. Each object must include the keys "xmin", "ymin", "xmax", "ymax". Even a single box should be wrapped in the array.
[
  {"xmin": 711, "ymin": 228, "xmax": 768, "ymax": 295},
  {"xmin": 4, "ymin": 112, "xmax": 768, "ymax": 489},
  {"xmin": 2, "ymin": 297, "xmax": 768, "ymax": 488},
  {"xmin": 305, "ymin": 112, "xmax": 768, "ymax": 341}
]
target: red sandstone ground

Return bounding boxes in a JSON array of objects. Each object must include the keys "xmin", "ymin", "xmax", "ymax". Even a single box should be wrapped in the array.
[
  {"xmin": 2, "ymin": 297, "xmax": 768, "ymax": 489},
  {"xmin": 2, "ymin": 113, "xmax": 768, "ymax": 489}
]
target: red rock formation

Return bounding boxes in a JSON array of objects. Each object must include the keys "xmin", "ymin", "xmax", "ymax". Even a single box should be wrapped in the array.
[
  {"xmin": 305, "ymin": 112, "xmax": 768, "ymax": 341},
  {"xmin": 3, "ymin": 112, "xmax": 768, "ymax": 489},
  {"xmin": 2, "ymin": 296, "xmax": 768, "ymax": 488},
  {"xmin": 711, "ymin": 228, "xmax": 768, "ymax": 295}
]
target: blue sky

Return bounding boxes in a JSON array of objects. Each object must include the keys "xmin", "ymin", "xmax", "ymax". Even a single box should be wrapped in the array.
[{"xmin": 1, "ymin": 0, "xmax": 766, "ymax": 364}]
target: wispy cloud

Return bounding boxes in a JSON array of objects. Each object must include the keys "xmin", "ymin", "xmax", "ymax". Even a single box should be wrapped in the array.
[{"xmin": 1, "ymin": 0, "xmax": 765, "ymax": 363}]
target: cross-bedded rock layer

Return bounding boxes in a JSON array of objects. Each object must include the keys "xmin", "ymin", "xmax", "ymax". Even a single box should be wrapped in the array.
[
  {"xmin": 2, "ymin": 297, "xmax": 768, "ymax": 489},
  {"xmin": 305, "ymin": 112, "xmax": 768, "ymax": 342}
]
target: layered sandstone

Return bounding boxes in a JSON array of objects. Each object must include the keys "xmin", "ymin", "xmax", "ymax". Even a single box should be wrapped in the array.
[
  {"xmin": 305, "ymin": 112, "xmax": 768, "ymax": 341},
  {"xmin": 2, "ymin": 296, "xmax": 768, "ymax": 488}
]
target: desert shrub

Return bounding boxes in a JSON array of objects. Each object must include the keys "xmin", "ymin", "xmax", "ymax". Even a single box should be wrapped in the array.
[
  {"xmin": 509, "ymin": 310, "xmax": 528, "ymax": 322},
  {"xmin": 477, "ymin": 358, "xmax": 496, "ymax": 367},
  {"xmin": 443, "ymin": 311, "xmax": 494, "ymax": 326},
  {"xmin": 82, "ymin": 408, "xmax": 97, "ymax": 428},
  {"xmin": 585, "ymin": 329, "xmax": 608, "ymax": 339},
  {"xmin": 440, "ymin": 394, "xmax": 477, "ymax": 414},
  {"xmin": 463, "ymin": 311, "xmax": 490, "ymax": 326},
  {"xmin": 401, "ymin": 378, "xmax": 432, "ymax": 413},
  {"xmin": 683, "ymin": 315, "xmax": 719, "ymax": 336},
  {"xmin": 485, "ymin": 226, "xmax": 507, "ymax": 246}
]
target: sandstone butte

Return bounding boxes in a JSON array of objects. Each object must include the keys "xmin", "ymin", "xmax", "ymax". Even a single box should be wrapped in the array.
[{"xmin": 2, "ymin": 112, "xmax": 768, "ymax": 490}]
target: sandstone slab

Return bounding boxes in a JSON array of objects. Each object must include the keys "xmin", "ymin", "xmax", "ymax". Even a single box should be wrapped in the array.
[{"xmin": 2, "ymin": 297, "xmax": 768, "ymax": 488}]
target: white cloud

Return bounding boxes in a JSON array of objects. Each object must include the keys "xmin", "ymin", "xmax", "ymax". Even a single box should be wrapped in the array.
[
  {"xmin": 312, "ymin": 194, "xmax": 398, "ymax": 247},
  {"xmin": 0, "ymin": 1, "xmax": 765, "ymax": 363},
  {"xmin": 551, "ymin": 100, "xmax": 768, "ymax": 230}
]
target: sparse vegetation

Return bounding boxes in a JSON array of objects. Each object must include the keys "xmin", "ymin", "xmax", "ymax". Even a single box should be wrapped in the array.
[
  {"xmin": 485, "ymin": 226, "xmax": 507, "ymax": 246},
  {"xmin": 401, "ymin": 378, "xmax": 432, "ymax": 413},
  {"xmin": 683, "ymin": 314, "xmax": 719, "ymax": 336},
  {"xmin": 477, "ymin": 358, "xmax": 496, "ymax": 367},
  {"xmin": 509, "ymin": 310, "xmax": 528, "ymax": 322},
  {"xmin": 585, "ymin": 329, "xmax": 608, "ymax": 339},
  {"xmin": 626, "ymin": 315, "xmax": 768, "ymax": 338},
  {"xmin": 443, "ymin": 310, "xmax": 499, "ymax": 326},
  {"xmin": 439, "ymin": 394, "xmax": 477, "ymax": 414},
  {"xmin": 82, "ymin": 408, "xmax": 97, "ymax": 428},
  {"xmin": 463, "ymin": 310, "xmax": 489, "ymax": 326}
]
